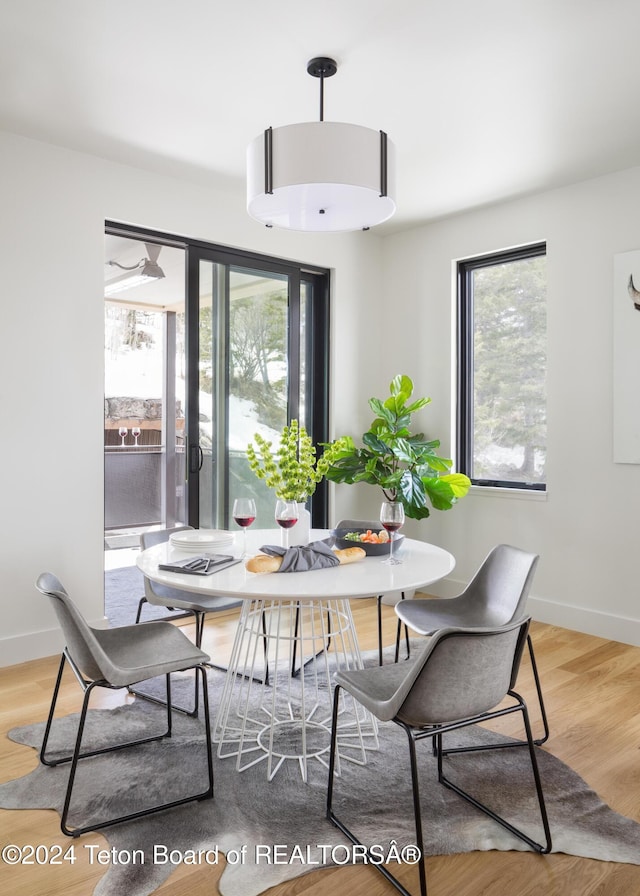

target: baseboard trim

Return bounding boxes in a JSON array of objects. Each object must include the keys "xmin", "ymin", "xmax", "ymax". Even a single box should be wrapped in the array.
[
  {"xmin": 526, "ymin": 595, "xmax": 640, "ymax": 647},
  {"xmin": 0, "ymin": 615, "xmax": 107, "ymax": 669},
  {"xmin": 424, "ymin": 578, "xmax": 640, "ymax": 648}
]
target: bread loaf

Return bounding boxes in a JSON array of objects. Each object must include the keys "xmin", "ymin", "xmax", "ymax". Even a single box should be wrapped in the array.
[{"xmin": 245, "ymin": 546, "xmax": 365, "ymax": 574}]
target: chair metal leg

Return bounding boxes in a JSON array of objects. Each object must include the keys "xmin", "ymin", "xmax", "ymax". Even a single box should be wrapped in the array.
[
  {"xmin": 41, "ymin": 656, "xmax": 214, "ymax": 837},
  {"xmin": 203, "ymin": 608, "xmax": 270, "ymax": 685},
  {"xmin": 378, "ymin": 593, "xmax": 410, "ymax": 665},
  {"xmin": 439, "ymin": 635, "xmax": 550, "ymax": 755},
  {"xmin": 326, "ymin": 684, "xmax": 341, "ymax": 814},
  {"xmin": 291, "ymin": 603, "xmax": 332, "ymax": 677},
  {"xmin": 526, "ymin": 634, "xmax": 550, "ymax": 745},
  {"xmin": 431, "ymin": 696, "xmax": 552, "ymax": 854},
  {"xmin": 41, "ymin": 652, "xmax": 171, "ymax": 768},
  {"xmin": 135, "ymin": 598, "xmax": 189, "ymax": 625},
  {"xmin": 129, "ymin": 611, "xmax": 204, "ymax": 717},
  {"xmin": 40, "ymin": 652, "xmax": 70, "ymax": 766},
  {"xmin": 394, "ymin": 592, "xmax": 410, "ymax": 664},
  {"xmin": 327, "ymin": 684, "xmax": 427, "ymax": 896},
  {"xmin": 405, "ymin": 725, "xmax": 428, "ymax": 896},
  {"xmin": 135, "ymin": 596, "xmax": 147, "ymax": 624}
]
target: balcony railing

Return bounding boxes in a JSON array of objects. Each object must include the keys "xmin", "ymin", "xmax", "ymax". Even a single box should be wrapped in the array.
[
  {"xmin": 105, "ymin": 448, "xmax": 168, "ymax": 529},
  {"xmin": 105, "ymin": 447, "xmax": 276, "ymax": 532}
]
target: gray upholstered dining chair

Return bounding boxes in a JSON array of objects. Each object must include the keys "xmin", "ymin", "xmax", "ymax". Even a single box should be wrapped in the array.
[
  {"xmin": 35, "ymin": 572, "xmax": 214, "ymax": 838},
  {"xmin": 326, "ymin": 617, "xmax": 552, "ymax": 896},
  {"xmin": 394, "ymin": 543, "xmax": 549, "ymax": 746},
  {"xmin": 136, "ymin": 525, "xmax": 242, "ymax": 635},
  {"xmin": 133, "ymin": 525, "xmax": 244, "ymax": 715},
  {"xmin": 335, "ymin": 518, "xmax": 410, "ymax": 664}
]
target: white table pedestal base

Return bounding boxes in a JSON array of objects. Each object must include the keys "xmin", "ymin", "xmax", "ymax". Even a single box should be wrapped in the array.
[{"xmin": 213, "ymin": 598, "xmax": 378, "ymax": 782}]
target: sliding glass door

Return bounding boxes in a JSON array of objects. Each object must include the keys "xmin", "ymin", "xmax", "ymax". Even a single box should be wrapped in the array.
[{"xmin": 186, "ymin": 247, "xmax": 330, "ymax": 530}]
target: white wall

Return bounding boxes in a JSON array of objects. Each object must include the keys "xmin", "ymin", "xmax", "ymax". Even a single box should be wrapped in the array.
[
  {"xmin": 381, "ymin": 168, "xmax": 640, "ymax": 645},
  {"xmin": 0, "ymin": 130, "xmax": 382, "ymax": 666},
  {"xmin": 2, "ymin": 128, "xmax": 638, "ymax": 667}
]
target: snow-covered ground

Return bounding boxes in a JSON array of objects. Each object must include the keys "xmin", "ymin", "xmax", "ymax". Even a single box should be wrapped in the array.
[{"xmin": 105, "ymin": 342, "xmax": 280, "ymax": 452}]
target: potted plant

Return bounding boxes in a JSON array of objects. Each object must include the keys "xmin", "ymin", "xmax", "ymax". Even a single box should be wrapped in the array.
[
  {"xmin": 324, "ymin": 374, "xmax": 471, "ymax": 520},
  {"xmin": 247, "ymin": 419, "xmax": 345, "ymax": 543}
]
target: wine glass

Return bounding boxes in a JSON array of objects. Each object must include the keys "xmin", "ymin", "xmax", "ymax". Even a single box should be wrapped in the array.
[
  {"xmin": 275, "ymin": 499, "xmax": 298, "ymax": 549},
  {"xmin": 380, "ymin": 501, "xmax": 405, "ymax": 565},
  {"xmin": 132, "ymin": 426, "xmax": 141, "ymax": 447},
  {"xmin": 118, "ymin": 426, "xmax": 128, "ymax": 447},
  {"xmin": 232, "ymin": 497, "xmax": 257, "ymax": 557}
]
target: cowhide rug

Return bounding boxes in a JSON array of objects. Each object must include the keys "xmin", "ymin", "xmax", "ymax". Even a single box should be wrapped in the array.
[{"xmin": 1, "ymin": 657, "xmax": 639, "ymax": 896}]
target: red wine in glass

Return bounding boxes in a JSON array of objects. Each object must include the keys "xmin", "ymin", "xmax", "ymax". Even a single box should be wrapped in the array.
[
  {"xmin": 275, "ymin": 499, "xmax": 298, "ymax": 549},
  {"xmin": 232, "ymin": 498, "xmax": 256, "ymax": 557},
  {"xmin": 380, "ymin": 501, "xmax": 405, "ymax": 565}
]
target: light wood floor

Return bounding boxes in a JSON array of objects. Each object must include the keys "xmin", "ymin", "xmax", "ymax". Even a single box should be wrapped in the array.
[{"xmin": 1, "ymin": 599, "xmax": 639, "ymax": 896}]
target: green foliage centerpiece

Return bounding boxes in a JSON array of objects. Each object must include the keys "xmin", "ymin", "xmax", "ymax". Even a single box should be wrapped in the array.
[
  {"xmin": 325, "ymin": 375, "xmax": 471, "ymax": 520},
  {"xmin": 247, "ymin": 419, "xmax": 344, "ymax": 502}
]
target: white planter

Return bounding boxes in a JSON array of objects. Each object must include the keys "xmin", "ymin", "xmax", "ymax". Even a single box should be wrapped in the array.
[{"xmin": 289, "ymin": 502, "xmax": 311, "ymax": 546}]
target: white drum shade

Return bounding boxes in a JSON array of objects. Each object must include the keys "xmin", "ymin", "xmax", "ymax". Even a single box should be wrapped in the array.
[{"xmin": 247, "ymin": 121, "xmax": 396, "ymax": 232}]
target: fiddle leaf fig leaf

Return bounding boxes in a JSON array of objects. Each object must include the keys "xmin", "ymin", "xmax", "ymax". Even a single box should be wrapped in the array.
[
  {"xmin": 420, "ymin": 454, "xmax": 453, "ymax": 473},
  {"xmin": 363, "ymin": 430, "xmax": 390, "ymax": 455},
  {"xmin": 441, "ymin": 472, "xmax": 472, "ymax": 497},
  {"xmin": 405, "ymin": 397, "xmax": 431, "ymax": 414},
  {"xmin": 369, "ymin": 397, "xmax": 394, "ymax": 426},
  {"xmin": 399, "ymin": 469, "xmax": 427, "ymax": 509},
  {"xmin": 423, "ymin": 476, "xmax": 456, "ymax": 510},
  {"xmin": 393, "ymin": 437, "xmax": 416, "ymax": 463},
  {"xmin": 391, "ymin": 374, "xmax": 413, "ymax": 402}
]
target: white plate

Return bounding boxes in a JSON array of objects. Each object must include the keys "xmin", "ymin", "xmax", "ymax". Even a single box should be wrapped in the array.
[
  {"xmin": 173, "ymin": 544, "xmax": 234, "ymax": 554},
  {"xmin": 169, "ymin": 529, "xmax": 234, "ymax": 547}
]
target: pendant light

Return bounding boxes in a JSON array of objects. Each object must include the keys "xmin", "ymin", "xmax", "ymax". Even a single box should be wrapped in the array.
[{"xmin": 246, "ymin": 57, "xmax": 396, "ymax": 232}]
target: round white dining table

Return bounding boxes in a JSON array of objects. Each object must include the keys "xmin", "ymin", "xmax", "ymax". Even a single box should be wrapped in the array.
[
  {"xmin": 137, "ymin": 529, "xmax": 455, "ymax": 781},
  {"xmin": 137, "ymin": 528, "xmax": 454, "ymax": 603}
]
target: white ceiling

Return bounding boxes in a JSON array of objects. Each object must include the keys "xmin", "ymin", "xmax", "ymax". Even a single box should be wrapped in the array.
[{"xmin": 3, "ymin": 0, "xmax": 640, "ymax": 234}]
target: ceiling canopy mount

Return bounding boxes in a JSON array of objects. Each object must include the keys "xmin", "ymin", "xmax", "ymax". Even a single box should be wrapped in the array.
[{"xmin": 306, "ymin": 56, "xmax": 337, "ymax": 79}]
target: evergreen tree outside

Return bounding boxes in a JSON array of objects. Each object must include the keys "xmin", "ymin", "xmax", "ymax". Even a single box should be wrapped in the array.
[
  {"xmin": 229, "ymin": 288, "xmax": 288, "ymax": 431},
  {"xmin": 468, "ymin": 252, "xmax": 547, "ymax": 484}
]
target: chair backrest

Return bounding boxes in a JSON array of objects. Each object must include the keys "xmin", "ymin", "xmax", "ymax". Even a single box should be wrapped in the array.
[
  {"xmin": 140, "ymin": 525, "xmax": 194, "ymax": 551},
  {"xmin": 396, "ymin": 617, "xmax": 530, "ymax": 727},
  {"xmin": 36, "ymin": 572, "xmax": 111, "ymax": 683},
  {"xmin": 460, "ymin": 544, "xmax": 539, "ymax": 626}
]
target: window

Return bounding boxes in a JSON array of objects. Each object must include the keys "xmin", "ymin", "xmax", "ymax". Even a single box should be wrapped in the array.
[{"xmin": 457, "ymin": 242, "xmax": 547, "ymax": 490}]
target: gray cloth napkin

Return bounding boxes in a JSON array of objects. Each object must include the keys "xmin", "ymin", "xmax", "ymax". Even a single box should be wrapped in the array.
[{"xmin": 259, "ymin": 539, "xmax": 340, "ymax": 572}]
